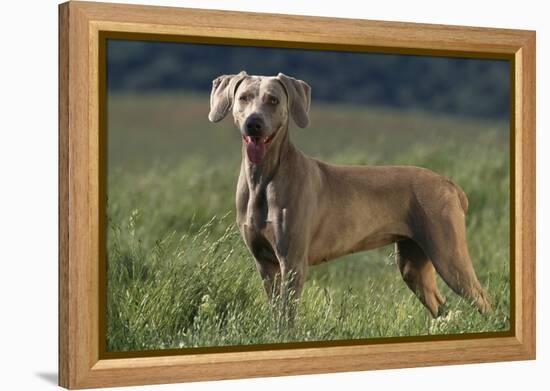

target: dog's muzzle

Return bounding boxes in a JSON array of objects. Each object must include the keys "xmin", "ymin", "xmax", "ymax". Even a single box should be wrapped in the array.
[{"xmin": 242, "ymin": 115, "xmax": 278, "ymax": 164}]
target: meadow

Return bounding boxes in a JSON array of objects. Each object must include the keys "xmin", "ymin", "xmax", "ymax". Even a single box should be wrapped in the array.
[{"xmin": 106, "ymin": 93, "xmax": 510, "ymax": 352}]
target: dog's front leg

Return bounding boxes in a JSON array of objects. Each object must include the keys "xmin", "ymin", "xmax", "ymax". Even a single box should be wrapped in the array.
[
  {"xmin": 254, "ymin": 257, "xmax": 281, "ymax": 301},
  {"xmin": 253, "ymin": 250, "xmax": 306, "ymax": 326},
  {"xmin": 275, "ymin": 252, "xmax": 308, "ymax": 325},
  {"xmin": 252, "ymin": 252, "xmax": 304, "ymax": 328},
  {"xmin": 279, "ymin": 261, "xmax": 306, "ymax": 301},
  {"xmin": 267, "ymin": 206, "xmax": 309, "ymax": 324}
]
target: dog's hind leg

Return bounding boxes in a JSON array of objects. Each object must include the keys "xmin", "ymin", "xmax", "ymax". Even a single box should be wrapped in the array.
[
  {"xmin": 417, "ymin": 200, "xmax": 491, "ymax": 314},
  {"xmin": 397, "ymin": 239, "xmax": 445, "ymax": 317}
]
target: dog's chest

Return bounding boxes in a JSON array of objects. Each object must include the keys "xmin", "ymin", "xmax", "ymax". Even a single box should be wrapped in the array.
[{"xmin": 237, "ymin": 185, "xmax": 287, "ymax": 257}]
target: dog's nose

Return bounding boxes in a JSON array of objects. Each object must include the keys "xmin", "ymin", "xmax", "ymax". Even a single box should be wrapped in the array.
[{"xmin": 244, "ymin": 115, "xmax": 265, "ymax": 136}]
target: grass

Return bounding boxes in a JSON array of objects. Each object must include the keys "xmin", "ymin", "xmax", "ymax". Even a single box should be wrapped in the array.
[{"xmin": 106, "ymin": 93, "xmax": 510, "ymax": 352}]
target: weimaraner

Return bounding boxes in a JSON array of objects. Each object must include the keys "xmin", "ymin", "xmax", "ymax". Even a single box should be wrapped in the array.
[{"xmin": 208, "ymin": 71, "xmax": 491, "ymax": 318}]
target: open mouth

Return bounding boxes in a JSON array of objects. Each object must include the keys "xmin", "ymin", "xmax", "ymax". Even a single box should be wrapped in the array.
[{"xmin": 242, "ymin": 129, "xmax": 278, "ymax": 164}]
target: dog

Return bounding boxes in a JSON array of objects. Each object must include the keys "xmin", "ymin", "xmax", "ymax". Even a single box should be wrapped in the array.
[{"xmin": 208, "ymin": 71, "xmax": 491, "ymax": 318}]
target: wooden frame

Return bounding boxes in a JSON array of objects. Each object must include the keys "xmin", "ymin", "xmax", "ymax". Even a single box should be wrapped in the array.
[{"xmin": 58, "ymin": 1, "xmax": 536, "ymax": 389}]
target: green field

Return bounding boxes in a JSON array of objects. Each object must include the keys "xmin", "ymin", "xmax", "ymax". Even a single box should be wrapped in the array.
[{"xmin": 106, "ymin": 93, "xmax": 510, "ymax": 352}]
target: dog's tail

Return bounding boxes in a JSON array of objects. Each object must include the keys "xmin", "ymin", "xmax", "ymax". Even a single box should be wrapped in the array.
[{"xmin": 449, "ymin": 180, "xmax": 469, "ymax": 213}]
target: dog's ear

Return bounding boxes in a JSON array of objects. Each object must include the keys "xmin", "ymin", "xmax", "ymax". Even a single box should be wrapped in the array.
[
  {"xmin": 276, "ymin": 73, "xmax": 311, "ymax": 128},
  {"xmin": 208, "ymin": 71, "xmax": 248, "ymax": 123}
]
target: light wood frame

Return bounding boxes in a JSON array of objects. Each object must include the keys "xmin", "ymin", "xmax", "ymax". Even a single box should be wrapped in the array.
[{"xmin": 58, "ymin": 1, "xmax": 536, "ymax": 389}]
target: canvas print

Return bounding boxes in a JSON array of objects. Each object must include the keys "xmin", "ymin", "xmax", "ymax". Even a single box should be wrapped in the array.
[{"xmin": 105, "ymin": 39, "xmax": 510, "ymax": 353}]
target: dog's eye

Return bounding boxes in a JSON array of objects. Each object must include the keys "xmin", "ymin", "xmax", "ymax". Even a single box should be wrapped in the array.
[
  {"xmin": 239, "ymin": 95, "xmax": 248, "ymax": 102},
  {"xmin": 270, "ymin": 97, "xmax": 279, "ymax": 105}
]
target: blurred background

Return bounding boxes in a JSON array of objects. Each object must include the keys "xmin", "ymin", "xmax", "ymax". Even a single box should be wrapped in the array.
[
  {"xmin": 106, "ymin": 39, "xmax": 511, "ymax": 352},
  {"xmin": 107, "ymin": 40, "xmax": 509, "ymax": 116},
  {"xmin": 106, "ymin": 40, "xmax": 509, "ymax": 171}
]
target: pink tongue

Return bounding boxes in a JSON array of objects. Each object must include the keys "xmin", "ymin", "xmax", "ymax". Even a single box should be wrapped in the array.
[{"xmin": 246, "ymin": 141, "xmax": 266, "ymax": 164}]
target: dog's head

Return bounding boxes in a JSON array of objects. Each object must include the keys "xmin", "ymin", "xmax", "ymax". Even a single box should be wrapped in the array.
[{"xmin": 208, "ymin": 71, "xmax": 311, "ymax": 164}]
